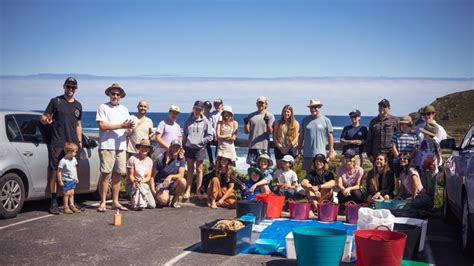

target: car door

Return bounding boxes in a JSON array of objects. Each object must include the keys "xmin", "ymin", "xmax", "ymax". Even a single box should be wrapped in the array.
[
  {"xmin": 8, "ymin": 114, "xmax": 49, "ymax": 193},
  {"xmin": 453, "ymin": 126, "xmax": 474, "ymax": 214}
]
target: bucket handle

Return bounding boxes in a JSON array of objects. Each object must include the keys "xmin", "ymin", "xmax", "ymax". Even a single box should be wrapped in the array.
[
  {"xmin": 319, "ymin": 200, "xmax": 334, "ymax": 205},
  {"xmin": 375, "ymin": 225, "xmax": 391, "ymax": 231},
  {"xmin": 345, "ymin": 201, "xmax": 358, "ymax": 206},
  {"xmin": 368, "ymin": 234, "xmax": 388, "ymax": 242},
  {"xmin": 209, "ymin": 232, "xmax": 227, "ymax": 239}
]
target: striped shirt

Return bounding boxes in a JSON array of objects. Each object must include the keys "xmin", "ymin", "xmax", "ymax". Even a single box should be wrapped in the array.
[{"xmin": 391, "ymin": 131, "xmax": 420, "ymax": 154}]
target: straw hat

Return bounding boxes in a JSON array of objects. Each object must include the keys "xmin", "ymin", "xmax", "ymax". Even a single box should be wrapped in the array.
[
  {"xmin": 105, "ymin": 83, "xmax": 126, "ymax": 98},
  {"xmin": 399, "ymin": 116, "xmax": 413, "ymax": 126},
  {"xmin": 256, "ymin": 154, "xmax": 274, "ymax": 167},
  {"xmin": 169, "ymin": 105, "xmax": 181, "ymax": 113},
  {"xmin": 135, "ymin": 138, "xmax": 151, "ymax": 149},
  {"xmin": 420, "ymin": 123, "xmax": 438, "ymax": 137},
  {"xmin": 307, "ymin": 99, "xmax": 323, "ymax": 108}
]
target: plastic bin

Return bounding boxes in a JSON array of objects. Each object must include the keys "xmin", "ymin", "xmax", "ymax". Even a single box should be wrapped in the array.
[
  {"xmin": 236, "ymin": 200, "xmax": 267, "ymax": 224},
  {"xmin": 394, "ymin": 217, "xmax": 428, "ymax": 252},
  {"xmin": 200, "ymin": 219, "xmax": 252, "ymax": 256},
  {"xmin": 394, "ymin": 223, "xmax": 422, "ymax": 260},
  {"xmin": 289, "ymin": 201, "xmax": 311, "ymax": 220},
  {"xmin": 256, "ymin": 193, "xmax": 285, "ymax": 218}
]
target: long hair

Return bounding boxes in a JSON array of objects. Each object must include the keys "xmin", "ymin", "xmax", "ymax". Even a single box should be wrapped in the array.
[
  {"xmin": 276, "ymin": 105, "xmax": 298, "ymax": 144},
  {"xmin": 369, "ymin": 153, "xmax": 390, "ymax": 191},
  {"xmin": 399, "ymin": 152, "xmax": 414, "ymax": 175},
  {"xmin": 216, "ymin": 156, "xmax": 234, "ymax": 183}
]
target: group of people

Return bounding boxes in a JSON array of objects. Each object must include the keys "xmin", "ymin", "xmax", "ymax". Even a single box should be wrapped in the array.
[{"xmin": 41, "ymin": 77, "xmax": 447, "ymax": 215}]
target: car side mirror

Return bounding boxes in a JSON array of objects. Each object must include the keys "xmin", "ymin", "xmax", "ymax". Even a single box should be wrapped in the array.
[
  {"xmin": 82, "ymin": 134, "xmax": 98, "ymax": 149},
  {"xmin": 440, "ymin": 138, "xmax": 457, "ymax": 150}
]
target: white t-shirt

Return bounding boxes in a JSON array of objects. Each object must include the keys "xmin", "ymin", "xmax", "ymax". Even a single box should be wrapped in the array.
[
  {"xmin": 274, "ymin": 169, "xmax": 298, "ymax": 186},
  {"xmin": 156, "ymin": 119, "xmax": 183, "ymax": 149},
  {"xmin": 96, "ymin": 102, "xmax": 130, "ymax": 150},
  {"xmin": 58, "ymin": 157, "xmax": 78, "ymax": 182}
]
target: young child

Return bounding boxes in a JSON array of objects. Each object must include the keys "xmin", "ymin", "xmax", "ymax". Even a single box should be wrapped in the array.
[
  {"xmin": 391, "ymin": 116, "xmax": 420, "ymax": 175},
  {"xmin": 242, "ymin": 167, "xmax": 270, "ymax": 200},
  {"xmin": 57, "ymin": 143, "xmax": 80, "ymax": 214},
  {"xmin": 272, "ymin": 155, "xmax": 304, "ymax": 199}
]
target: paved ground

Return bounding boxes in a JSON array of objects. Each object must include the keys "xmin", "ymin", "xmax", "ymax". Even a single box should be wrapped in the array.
[{"xmin": 1, "ymin": 195, "xmax": 473, "ymax": 266}]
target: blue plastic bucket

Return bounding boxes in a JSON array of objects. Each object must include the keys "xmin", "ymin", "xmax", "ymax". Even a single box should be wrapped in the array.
[{"xmin": 293, "ymin": 226, "xmax": 346, "ymax": 266}]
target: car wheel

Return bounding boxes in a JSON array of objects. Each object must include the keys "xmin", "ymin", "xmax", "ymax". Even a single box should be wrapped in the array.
[
  {"xmin": 0, "ymin": 173, "xmax": 25, "ymax": 219},
  {"xmin": 443, "ymin": 176, "xmax": 455, "ymax": 223},
  {"xmin": 461, "ymin": 196, "xmax": 474, "ymax": 255},
  {"xmin": 92, "ymin": 176, "xmax": 112, "ymax": 201}
]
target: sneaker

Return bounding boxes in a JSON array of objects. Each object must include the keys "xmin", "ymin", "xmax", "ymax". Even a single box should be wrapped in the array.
[
  {"xmin": 70, "ymin": 205, "xmax": 81, "ymax": 213},
  {"xmin": 63, "ymin": 206, "xmax": 73, "ymax": 214},
  {"xmin": 49, "ymin": 205, "xmax": 60, "ymax": 215}
]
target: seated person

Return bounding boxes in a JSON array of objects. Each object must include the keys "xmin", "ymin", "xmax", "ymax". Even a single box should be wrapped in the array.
[
  {"xmin": 397, "ymin": 153, "xmax": 432, "ymax": 209},
  {"xmin": 207, "ymin": 155, "xmax": 237, "ymax": 209},
  {"xmin": 243, "ymin": 154, "xmax": 274, "ymax": 196},
  {"xmin": 241, "ymin": 167, "xmax": 271, "ymax": 200},
  {"xmin": 272, "ymin": 155, "xmax": 304, "ymax": 199},
  {"xmin": 366, "ymin": 153, "xmax": 395, "ymax": 204},
  {"xmin": 126, "ymin": 139, "xmax": 155, "ymax": 210},
  {"xmin": 336, "ymin": 149, "xmax": 365, "ymax": 205},
  {"xmin": 301, "ymin": 154, "xmax": 335, "ymax": 212},
  {"xmin": 150, "ymin": 139, "xmax": 187, "ymax": 208}
]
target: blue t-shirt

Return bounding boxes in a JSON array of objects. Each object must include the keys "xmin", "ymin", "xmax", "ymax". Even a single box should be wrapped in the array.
[
  {"xmin": 340, "ymin": 125, "xmax": 368, "ymax": 154},
  {"xmin": 300, "ymin": 115, "xmax": 333, "ymax": 157},
  {"xmin": 153, "ymin": 154, "xmax": 186, "ymax": 183}
]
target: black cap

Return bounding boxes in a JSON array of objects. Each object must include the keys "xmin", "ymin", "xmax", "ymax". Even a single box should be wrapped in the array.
[
  {"xmin": 344, "ymin": 149, "xmax": 356, "ymax": 159},
  {"xmin": 204, "ymin": 101, "xmax": 212, "ymax": 109},
  {"xmin": 378, "ymin": 99, "xmax": 390, "ymax": 107},
  {"xmin": 214, "ymin": 98, "xmax": 223, "ymax": 104},
  {"xmin": 193, "ymin": 100, "xmax": 205, "ymax": 108},
  {"xmin": 313, "ymin": 154, "xmax": 328, "ymax": 163},
  {"xmin": 349, "ymin": 109, "xmax": 361, "ymax": 117},
  {"xmin": 64, "ymin": 77, "xmax": 77, "ymax": 86}
]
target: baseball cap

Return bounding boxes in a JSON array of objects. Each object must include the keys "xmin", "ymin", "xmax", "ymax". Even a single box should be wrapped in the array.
[
  {"xmin": 214, "ymin": 98, "xmax": 223, "ymax": 104},
  {"xmin": 313, "ymin": 154, "xmax": 328, "ymax": 163},
  {"xmin": 344, "ymin": 149, "xmax": 356, "ymax": 159},
  {"xmin": 193, "ymin": 100, "xmax": 205, "ymax": 109},
  {"xmin": 204, "ymin": 101, "xmax": 212, "ymax": 109},
  {"xmin": 169, "ymin": 139, "xmax": 182, "ymax": 147},
  {"xmin": 349, "ymin": 109, "xmax": 361, "ymax": 117},
  {"xmin": 256, "ymin": 96, "xmax": 267, "ymax": 103},
  {"xmin": 378, "ymin": 99, "xmax": 390, "ymax": 107},
  {"xmin": 169, "ymin": 105, "xmax": 181, "ymax": 113},
  {"xmin": 64, "ymin": 77, "xmax": 77, "ymax": 86},
  {"xmin": 281, "ymin": 155, "xmax": 295, "ymax": 163}
]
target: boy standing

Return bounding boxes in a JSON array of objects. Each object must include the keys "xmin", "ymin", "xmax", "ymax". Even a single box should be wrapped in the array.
[{"xmin": 57, "ymin": 143, "xmax": 81, "ymax": 214}]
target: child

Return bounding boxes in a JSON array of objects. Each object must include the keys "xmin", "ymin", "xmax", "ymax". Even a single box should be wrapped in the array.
[
  {"xmin": 207, "ymin": 155, "xmax": 237, "ymax": 209},
  {"xmin": 417, "ymin": 123, "xmax": 441, "ymax": 174},
  {"xmin": 391, "ymin": 116, "xmax": 420, "ymax": 175},
  {"xmin": 242, "ymin": 167, "xmax": 271, "ymax": 200},
  {"xmin": 57, "ymin": 143, "xmax": 80, "ymax": 214},
  {"xmin": 126, "ymin": 139, "xmax": 155, "ymax": 210},
  {"xmin": 244, "ymin": 154, "xmax": 274, "ymax": 194},
  {"xmin": 272, "ymin": 155, "xmax": 304, "ymax": 199},
  {"xmin": 301, "ymin": 154, "xmax": 336, "ymax": 211}
]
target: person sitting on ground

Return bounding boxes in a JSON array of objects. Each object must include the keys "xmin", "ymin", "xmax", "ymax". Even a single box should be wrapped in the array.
[
  {"xmin": 391, "ymin": 115, "xmax": 420, "ymax": 175},
  {"xmin": 366, "ymin": 153, "xmax": 395, "ymax": 204},
  {"xmin": 150, "ymin": 139, "xmax": 187, "ymax": 208},
  {"xmin": 242, "ymin": 167, "xmax": 271, "ymax": 200},
  {"xmin": 336, "ymin": 149, "xmax": 365, "ymax": 205},
  {"xmin": 272, "ymin": 155, "xmax": 304, "ymax": 199},
  {"xmin": 301, "ymin": 154, "xmax": 335, "ymax": 212},
  {"xmin": 126, "ymin": 139, "xmax": 155, "ymax": 210},
  {"xmin": 57, "ymin": 142, "xmax": 81, "ymax": 214},
  {"xmin": 245, "ymin": 154, "xmax": 274, "ymax": 196},
  {"xmin": 397, "ymin": 153, "xmax": 433, "ymax": 209},
  {"xmin": 207, "ymin": 155, "xmax": 237, "ymax": 209}
]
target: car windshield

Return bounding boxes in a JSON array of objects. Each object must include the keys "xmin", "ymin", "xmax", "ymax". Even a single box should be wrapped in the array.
[{"xmin": 460, "ymin": 125, "xmax": 474, "ymax": 150}]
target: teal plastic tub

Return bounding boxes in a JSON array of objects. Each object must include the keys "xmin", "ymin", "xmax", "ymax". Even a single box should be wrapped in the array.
[
  {"xmin": 293, "ymin": 226, "xmax": 346, "ymax": 266},
  {"xmin": 255, "ymin": 238, "xmax": 279, "ymax": 255},
  {"xmin": 375, "ymin": 198, "xmax": 411, "ymax": 209}
]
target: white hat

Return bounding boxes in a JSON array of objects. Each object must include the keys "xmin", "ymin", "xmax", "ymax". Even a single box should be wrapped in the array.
[
  {"xmin": 307, "ymin": 99, "xmax": 323, "ymax": 107},
  {"xmin": 222, "ymin": 105, "xmax": 233, "ymax": 114},
  {"xmin": 169, "ymin": 105, "xmax": 181, "ymax": 113},
  {"xmin": 256, "ymin": 96, "xmax": 267, "ymax": 103}
]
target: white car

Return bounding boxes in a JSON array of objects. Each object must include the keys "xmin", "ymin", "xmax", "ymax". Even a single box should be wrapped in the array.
[{"xmin": 0, "ymin": 110, "xmax": 101, "ymax": 218}]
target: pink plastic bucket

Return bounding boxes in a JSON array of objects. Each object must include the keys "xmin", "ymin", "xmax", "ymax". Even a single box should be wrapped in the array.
[
  {"xmin": 317, "ymin": 200, "xmax": 338, "ymax": 222},
  {"xmin": 345, "ymin": 201, "xmax": 361, "ymax": 224},
  {"xmin": 289, "ymin": 201, "xmax": 311, "ymax": 220}
]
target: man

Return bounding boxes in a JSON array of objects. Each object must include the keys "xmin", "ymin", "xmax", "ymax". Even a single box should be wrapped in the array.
[
  {"xmin": 244, "ymin": 96, "xmax": 275, "ymax": 166},
  {"xmin": 340, "ymin": 109, "xmax": 367, "ymax": 166},
  {"xmin": 203, "ymin": 100, "xmax": 216, "ymax": 169},
  {"xmin": 96, "ymin": 83, "xmax": 135, "ymax": 212},
  {"xmin": 366, "ymin": 98, "xmax": 399, "ymax": 166},
  {"xmin": 155, "ymin": 105, "xmax": 183, "ymax": 157},
  {"xmin": 415, "ymin": 105, "xmax": 447, "ymax": 143},
  {"xmin": 209, "ymin": 99, "xmax": 224, "ymax": 168},
  {"xmin": 41, "ymin": 77, "xmax": 82, "ymax": 215},
  {"xmin": 298, "ymin": 99, "xmax": 335, "ymax": 172},
  {"xmin": 127, "ymin": 100, "xmax": 154, "ymax": 156}
]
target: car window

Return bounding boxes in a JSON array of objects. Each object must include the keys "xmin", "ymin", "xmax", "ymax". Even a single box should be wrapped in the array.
[
  {"xmin": 12, "ymin": 114, "xmax": 46, "ymax": 144},
  {"xmin": 5, "ymin": 115, "xmax": 21, "ymax": 141},
  {"xmin": 460, "ymin": 126, "xmax": 474, "ymax": 150}
]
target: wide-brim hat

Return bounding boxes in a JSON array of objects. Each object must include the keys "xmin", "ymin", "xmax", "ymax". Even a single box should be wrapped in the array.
[
  {"xmin": 420, "ymin": 123, "xmax": 438, "ymax": 137},
  {"xmin": 422, "ymin": 105, "xmax": 436, "ymax": 114},
  {"xmin": 135, "ymin": 138, "xmax": 151, "ymax": 149},
  {"xmin": 256, "ymin": 154, "xmax": 273, "ymax": 167},
  {"xmin": 248, "ymin": 167, "xmax": 264, "ymax": 180},
  {"xmin": 399, "ymin": 115, "xmax": 413, "ymax": 126},
  {"xmin": 307, "ymin": 99, "xmax": 323, "ymax": 108},
  {"xmin": 217, "ymin": 154, "xmax": 234, "ymax": 162},
  {"xmin": 105, "ymin": 83, "xmax": 126, "ymax": 98}
]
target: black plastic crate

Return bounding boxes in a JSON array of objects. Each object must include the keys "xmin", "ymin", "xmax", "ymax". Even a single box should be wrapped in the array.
[{"xmin": 200, "ymin": 219, "xmax": 252, "ymax": 256}]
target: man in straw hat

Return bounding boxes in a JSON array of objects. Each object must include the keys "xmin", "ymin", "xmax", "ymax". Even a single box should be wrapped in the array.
[
  {"xmin": 96, "ymin": 83, "xmax": 135, "ymax": 212},
  {"xmin": 415, "ymin": 105, "xmax": 447, "ymax": 143},
  {"xmin": 391, "ymin": 115, "xmax": 420, "ymax": 175},
  {"xmin": 40, "ymin": 77, "xmax": 83, "ymax": 215},
  {"xmin": 298, "ymin": 99, "xmax": 336, "ymax": 172},
  {"xmin": 126, "ymin": 100, "xmax": 154, "ymax": 156}
]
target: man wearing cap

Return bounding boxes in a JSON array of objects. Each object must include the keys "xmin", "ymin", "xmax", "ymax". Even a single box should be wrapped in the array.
[
  {"xmin": 244, "ymin": 96, "xmax": 275, "ymax": 166},
  {"xmin": 96, "ymin": 83, "xmax": 135, "ymax": 212},
  {"xmin": 301, "ymin": 154, "xmax": 336, "ymax": 209},
  {"xmin": 340, "ymin": 109, "xmax": 368, "ymax": 166},
  {"xmin": 126, "ymin": 100, "xmax": 154, "ymax": 156},
  {"xmin": 41, "ymin": 77, "xmax": 83, "ymax": 214},
  {"xmin": 298, "ymin": 99, "xmax": 335, "ymax": 172},
  {"xmin": 155, "ymin": 105, "xmax": 183, "ymax": 157},
  {"xmin": 415, "ymin": 105, "xmax": 447, "ymax": 143},
  {"xmin": 391, "ymin": 115, "xmax": 420, "ymax": 175},
  {"xmin": 366, "ymin": 99, "xmax": 398, "ymax": 165}
]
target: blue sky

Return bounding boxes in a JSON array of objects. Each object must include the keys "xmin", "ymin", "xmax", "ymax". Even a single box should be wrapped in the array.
[{"xmin": 1, "ymin": 0, "xmax": 473, "ymax": 78}]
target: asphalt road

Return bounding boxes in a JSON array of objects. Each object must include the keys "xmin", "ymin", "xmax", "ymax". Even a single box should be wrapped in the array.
[{"xmin": 1, "ymin": 195, "xmax": 473, "ymax": 266}]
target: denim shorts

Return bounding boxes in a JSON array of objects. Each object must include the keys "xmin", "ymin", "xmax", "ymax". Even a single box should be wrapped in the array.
[{"xmin": 63, "ymin": 180, "xmax": 77, "ymax": 191}]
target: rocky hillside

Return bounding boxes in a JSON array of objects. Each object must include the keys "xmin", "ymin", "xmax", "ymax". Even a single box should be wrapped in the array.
[{"xmin": 410, "ymin": 89, "xmax": 474, "ymax": 142}]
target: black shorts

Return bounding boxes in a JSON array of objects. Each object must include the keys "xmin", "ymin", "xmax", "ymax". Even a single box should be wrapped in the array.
[
  {"xmin": 274, "ymin": 147, "xmax": 297, "ymax": 160},
  {"xmin": 184, "ymin": 147, "xmax": 206, "ymax": 161},
  {"xmin": 48, "ymin": 144, "xmax": 65, "ymax": 170}
]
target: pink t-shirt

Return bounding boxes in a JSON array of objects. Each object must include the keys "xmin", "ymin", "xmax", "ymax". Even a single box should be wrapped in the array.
[
  {"xmin": 126, "ymin": 155, "xmax": 153, "ymax": 181},
  {"xmin": 156, "ymin": 120, "xmax": 182, "ymax": 149},
  {"xmin": 336, "ymin": 165, "xmax": 364, "ymax": 187},
  {"xmin": 398, "ymin": 168, "xmax": 423, "ymax": 195}
]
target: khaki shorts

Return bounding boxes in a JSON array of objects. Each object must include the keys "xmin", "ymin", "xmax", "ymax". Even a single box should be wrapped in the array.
[{"xmin": 99, "ymin": 149, "xmax": 127, "ymax": 174}]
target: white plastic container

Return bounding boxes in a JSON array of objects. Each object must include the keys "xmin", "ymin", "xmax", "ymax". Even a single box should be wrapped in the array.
[
  {"xmin": 341, "ymin": 235, "xmax": 355, "ymax": 262},
  {"xmin": 394, "ymin": 217, "xmax": 428, "ymax": 252},
  {"xmin": 285, "ymin": 232, "xmax": 296, "ymax": 259}
]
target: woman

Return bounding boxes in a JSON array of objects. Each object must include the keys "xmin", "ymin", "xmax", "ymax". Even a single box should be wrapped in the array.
[
  {"xmin": 216, "ymin": 105, "xmax": 238, "ymax": 163},
  {"xmin": 273, "ymin": 105, "xmax": 300, "ymax": 167},
  {"xmin": 397, "ymin": 153, "xmax": 432, "ymax": 208},
  {"xmin": 336, "ymin": 149, "xmax": 365, "ymax": 205},
  {"xmin": 126, "ymin": 139, "xmax": 155, "ymax": 210},
  {"xmin": 151, "ymin": 139, "xmax": 187, "ymax": 208},
  {"xmin": 366, "ymin": 153, "xmax": 395, "ymax": 204},
  {"xmin": 301, "ymin": 154, "xmax": 336, "ymax": 212},
  {"xmin": 340, "ymin": 109, "xmax": 367, "ymax": 166},
  {"xmin": 182, "ymin": 101, "xmax": 214, "ymax": 199},
  {"xmin": 207, "ymin": 155, "xmax": 237, "ymax": 209}
]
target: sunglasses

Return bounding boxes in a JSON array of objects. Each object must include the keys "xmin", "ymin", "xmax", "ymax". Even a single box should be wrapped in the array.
[
  {"xmin": 110, "ymin": 92, "xmax": 121, "ymax": 97},
  {"xmin": 350, "ymin": 115, "xmax": 359, "ymax": 119},
  {"xmin": 65, "ymin": 85, "xmax": 77, "ymax": 90},
  {"xmin": 422, "ymin": 112, "xmax": 434, "ymax": 116},
  {"xmin": 399, "ymin": 157, "xmax": 409, "ymax": 161},
  {"xmin": 310, "ymin": 105, "xmax": 322, "ymax": 109}
]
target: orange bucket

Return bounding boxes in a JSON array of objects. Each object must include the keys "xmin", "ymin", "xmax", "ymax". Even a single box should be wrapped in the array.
[{"xmin": 256, "ymin": 193, "xmax": 285, "ymax": 218}]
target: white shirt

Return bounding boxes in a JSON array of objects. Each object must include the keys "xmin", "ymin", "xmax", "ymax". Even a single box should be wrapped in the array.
[{"xmin": 96, "ymin": 102, "xmax": 130, "ymax": 150}]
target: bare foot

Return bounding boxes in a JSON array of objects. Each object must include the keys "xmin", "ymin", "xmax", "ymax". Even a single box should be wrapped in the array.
[{"xmin": 211, "ymin": 203, "xmax": 218, "ymax": 209}]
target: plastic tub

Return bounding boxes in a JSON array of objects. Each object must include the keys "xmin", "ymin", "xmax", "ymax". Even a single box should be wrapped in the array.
[
  {"xmin": 317, "ymin": 200, "xmax": 338, "ymax": 222},
  {"xmin": 394, "ymin": 223, "xmax": 422, "ymax": 260},
  {"xmin": 345, "ymin": 201, "xmax": 360, "ymax": 224},
  {"xmin": 354, "ymin": 227, "xmax": 407, "ymax": 266},
  {"xmin": 394, "ymin": 217, "xmax": 428, "ymax": 252},
  {"xmin": 256, "ymin": 193, "xmax": 285, "ymax": 218},
  {"xmin": 236, "ymin": 200, "xmax": 267, "ymax": 224},
  {"xmin": 289, "ymin": 201, "xmax": 311, "ymax": 220},
  {"xmin": 255, "ymin": 238, "xmax": 279, "ymax": 255}
]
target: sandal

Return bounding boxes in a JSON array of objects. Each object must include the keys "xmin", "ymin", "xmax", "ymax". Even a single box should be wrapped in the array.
[
  {"xmin": 97, "ymin": 206, "xmax": 107, "ymax": 212},
  {"xmin": 183, "ymin": 191, "xmax": 191, "ymax": 200},
  {"xmin": 171, "ymin": 202, "xmax": 181, "ymax": 209},
  {"xmin": 112, "ymin": 205, "xmax": 129, "ymax": 211}
]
